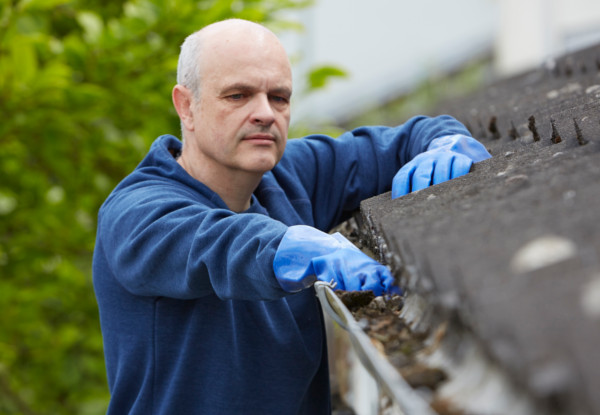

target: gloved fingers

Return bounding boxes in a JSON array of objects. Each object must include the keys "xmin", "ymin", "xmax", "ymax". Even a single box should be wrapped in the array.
[
  {"xmin": 360, "ymin": 265, "xmax": 394, "ymax": 296},
  {"xmin": 432, "ymin": 153, "xmax": 454, "ymax": 185},
  {"xmin": 451, "ymin": 153, "xmax": 473, "ymax": 178},
  {"xmin": 411, "ymin": 157, "xmax": 435, "ymax": 192},
  {"xmin": 361, "ymin": 271, "xmax": 385, "ymax": 296},
  {"xmin": 380, "ymin": 272, "xmax": 401, "ymax": 295},
  {"xmin": 334, "ymin": 250, "xmax": 370, "ymax": 292},
  {"xmin": 343, "ymin": 271, "xmax": 363, "ymax": 292},
  {"xmin": 315, "ymin": 249, "xmax": 394, "ymax": 294},
  {"xmin": 391, "ymin": 162, "xmax": 417, "ymax": 199},
  {"xmin": 431, "ymin": 152, "xmax": 473, "ymax": 184},
  {"xmin": 430, "ymin": 152, "xmax": 474, "ymax": 189}
]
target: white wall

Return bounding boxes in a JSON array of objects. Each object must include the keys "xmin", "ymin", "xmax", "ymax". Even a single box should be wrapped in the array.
[
  {"xmin": 280, "ymin": 0, "xmax": 600, "ymax": 127},
  {"xmin": 495, "ymin": 0, "xmax": 600, "ymax": 75}
]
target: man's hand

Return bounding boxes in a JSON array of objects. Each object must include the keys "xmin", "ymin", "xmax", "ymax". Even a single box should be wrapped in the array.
[
  {"xmin": 273, "ymin": 225, "xmax": 396, "ymax": 296},
  {"xmin": 392, "ymin": 134, "xmax": 491, "ymax": 199}
]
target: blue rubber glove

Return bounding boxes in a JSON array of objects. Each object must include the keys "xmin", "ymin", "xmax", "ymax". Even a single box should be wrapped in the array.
[
  {"xmin": 391, "ymin": 134, "xmax": 491, "ymax": 199},
  {"xmin": 273, "ymin": 225, "xmax": 396, "ymax": 296}
]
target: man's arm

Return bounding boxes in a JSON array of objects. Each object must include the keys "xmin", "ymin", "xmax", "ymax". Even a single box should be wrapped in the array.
[
  {"xmin": 276, "ymin": 115, "xmax": 472, "ymax": 231},
  {"xmin": 95, "ymin": 185, "xmax": 395, "ymax": 299},
  {"xmin": 95, "ymin": 185, "xmax": 289, "ymax": 302}
]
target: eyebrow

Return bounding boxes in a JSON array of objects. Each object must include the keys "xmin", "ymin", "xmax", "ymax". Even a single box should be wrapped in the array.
[{"xmin": 220, "ymin": 83, "xmax": 292, "ymax": 98}]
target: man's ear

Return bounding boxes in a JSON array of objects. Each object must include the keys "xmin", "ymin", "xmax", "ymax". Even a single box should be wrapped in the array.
[{"xmin": 172, "ymin": 85, "xmax": 195, "ymax": 132}]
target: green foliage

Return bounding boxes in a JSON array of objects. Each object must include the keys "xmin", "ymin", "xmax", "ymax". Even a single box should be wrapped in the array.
[
  {"xmin": 0, "ymin": 0, "xmax": 311, "ymax": 413},
  {"xmin": 305, "ymin": 64, "xmax": 347, "ymax": 92}
]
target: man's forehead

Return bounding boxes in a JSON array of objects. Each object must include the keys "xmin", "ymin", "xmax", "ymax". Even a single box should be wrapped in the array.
[
  {"xmin": 203, "ymin": 39, "xmax": 289, "ymax": 67},
  {"xmin": 200, "ymin": 48, "xmax": 292, "ymax": 89}
]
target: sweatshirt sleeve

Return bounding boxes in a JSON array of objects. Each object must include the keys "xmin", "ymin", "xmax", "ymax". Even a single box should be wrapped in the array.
[
  {"xmin": 277, "ymin": 115, "xmax": 470, "ymax": 231},
  {"xmin": 95, "ymin": 182, "xmax": 289, "ymax": 301}
]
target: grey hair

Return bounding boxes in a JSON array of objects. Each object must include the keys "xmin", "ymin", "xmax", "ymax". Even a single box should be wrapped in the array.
[
  {"xmin": 177, "ymin": 30, "xmax": 204, "ymax": 101},
  {"xmin": 175, "ymin": 30, "xmax": 204, "ymax": 143}
]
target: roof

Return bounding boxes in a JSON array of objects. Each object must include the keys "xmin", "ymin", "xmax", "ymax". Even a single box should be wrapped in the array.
[{"xmin": 356, "ymin": 42, "xmax": 600, "ymax": 414}]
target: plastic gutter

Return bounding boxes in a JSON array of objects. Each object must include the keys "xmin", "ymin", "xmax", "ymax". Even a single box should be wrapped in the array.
[
  {"xmin": 317, "ymin": 280, "xmax": 541, "ymax": 415},
  {"xmin": 314, "ymin": 281, "xmax": 437, "ymax": 415}
]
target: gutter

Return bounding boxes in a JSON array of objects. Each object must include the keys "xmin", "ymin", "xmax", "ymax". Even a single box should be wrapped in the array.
[{"xmin": 315, "ymin": 281, "xmax": 437, "ymax": 415}]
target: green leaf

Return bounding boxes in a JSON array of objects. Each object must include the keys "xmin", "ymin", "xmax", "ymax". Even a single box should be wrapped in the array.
[
  {"xmin": 0, "ymin": 192, "xmax": 18, "ymax": 215},
  {"xmin": 76, "ymin": 11, "xmax": 104, "ymax": 43},
  {"xmin": 306, "ymin": 65, "xmax": 348, "ymax": 91},
  {"xmin": 8, "ymin": 35, "xmax": 38, "ymax": 86}
]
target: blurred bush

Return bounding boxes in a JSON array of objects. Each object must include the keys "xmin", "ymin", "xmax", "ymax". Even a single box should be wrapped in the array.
[{"xmin": 0, "ymin": 0, "xmax": 311, "ymax": 413}]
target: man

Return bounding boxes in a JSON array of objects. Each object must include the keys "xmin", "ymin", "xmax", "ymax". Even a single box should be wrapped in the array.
[{"xmin": 93, "ymin": 19, "xmax": 490, "ymax": 414}]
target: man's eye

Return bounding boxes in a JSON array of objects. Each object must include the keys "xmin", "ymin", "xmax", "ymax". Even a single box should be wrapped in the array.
[
  {"xmin": 271, "ymin": 96, "xmax": 289, "ymax": 104},
  {"xmin": 228, "ymin": 94, "xmax": 245, "ymax": 100}
]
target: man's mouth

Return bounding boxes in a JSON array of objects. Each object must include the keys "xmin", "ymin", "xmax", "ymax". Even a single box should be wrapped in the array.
[{"xmin": 243, "ymin": 133, "xmax": 276, "ymax": 144}]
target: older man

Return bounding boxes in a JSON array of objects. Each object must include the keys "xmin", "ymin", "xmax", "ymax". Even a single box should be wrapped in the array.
[{"xmin": 93, "ymin": 19, "xmax": 490, "ymax": 414}]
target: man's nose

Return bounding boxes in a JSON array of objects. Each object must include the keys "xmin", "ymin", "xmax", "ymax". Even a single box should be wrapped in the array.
[{"xmin": 251, "ymin": 94, "xmax": 275, "ymax": 126}]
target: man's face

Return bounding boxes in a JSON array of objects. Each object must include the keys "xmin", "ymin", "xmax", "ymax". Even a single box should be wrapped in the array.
[{"xmin": 189, "ymin": 32, "xmax": 292, "ymax": 178}]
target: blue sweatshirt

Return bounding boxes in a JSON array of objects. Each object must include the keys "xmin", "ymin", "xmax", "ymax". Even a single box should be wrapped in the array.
[{"xmin": 93, "ymin": 115, "xmax": 469, "ymax": 414}]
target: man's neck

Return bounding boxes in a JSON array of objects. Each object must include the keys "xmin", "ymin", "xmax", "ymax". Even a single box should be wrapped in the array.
[{"xmin": 177, "ymin": 155, "xmax": 260, "ymax": 213}]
